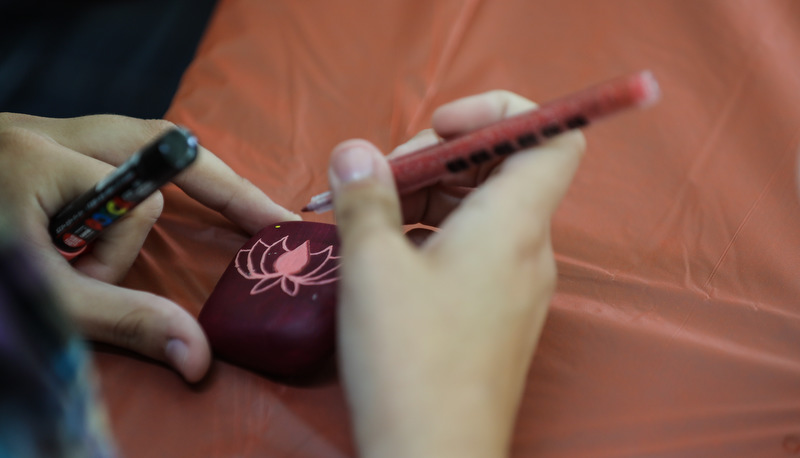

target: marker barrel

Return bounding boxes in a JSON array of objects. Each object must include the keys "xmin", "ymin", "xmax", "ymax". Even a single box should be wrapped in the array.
[
  {"xmin": 303, "ymin": 70, "xmax": 659, "ymax": 213},
  {"xmin": 391, "ymin": 70, "xmax": 658, "ymax": 194},
  {"xmin": 49, "ymin": 128, "xmax": 198, "ymax": 260}
]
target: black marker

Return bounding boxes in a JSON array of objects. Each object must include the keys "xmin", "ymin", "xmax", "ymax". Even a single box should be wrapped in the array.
[{"xmin": 49, "ymin": 127, "xmax": 198, "ymax": 261}]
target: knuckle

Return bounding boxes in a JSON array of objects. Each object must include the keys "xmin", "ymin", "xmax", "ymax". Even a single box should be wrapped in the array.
[
  {"xmin": 202, "ymin": 173, "xmax": 246, "ymax": 217},
  {"xmin": 142, "ymin": 118, "xmax": 177, "ymax": 139},
  {"xmin": 0, "ymin": 112, "xmax": 39, "ymax": 130},
  {"xmin": 223, "ymin": 175, "xmax": 249, "ymax": 213},
  {"xmin": 544, "ymin": 130, "xmax": 587, "ymax": 162},
  {"xmin": 0, "ymin": 125, "xmax": 52, "ymax": 155},
  {"xmin": 487, "ymin": 89, "xmax": 537, "ymax": 112},
  {"xmin": 111, "ymin": 308, "xmax": 151, "ymax": 351},
  {"xmin": 537, "ymin": 252, "xmax": 558, "ymax": 290},
  {"xmin": 560, "ymin": 130, "xmax": 587, "ymax": 155},
  {"xmin": 0, "ymin": 112, "xmax": 21, "ymax": 129},
  {"xmin": 390, "ymin": 128, "xmax": 439, "ymax": 158},
  {"xmin": 508, "ymin": 244, "xmax": 557, "ymax": 314},
  {"xmin": 109, "ymin": 296, "xmax": 175, "ymax": 355},
  {"xmin": 336, "ymin": 184, "xmax": 400, "ymax": 228},
  {"xmin": 135, "ymin": 190, "xmax": 164, "ymax": 224},
  {"xmin": 336, "ymin": 186, "xmax": 403, "ymax": 247},
  {"xmin": 345, "ymin": 232, "xmax": 395, "ymax": 264},
  {"xmin": 486, "ymin": 89, "xmax": 517, "ymax": 99},
  {"xmin": 513, "ymin": 217, "xmax": 552, "ymax": 261}
]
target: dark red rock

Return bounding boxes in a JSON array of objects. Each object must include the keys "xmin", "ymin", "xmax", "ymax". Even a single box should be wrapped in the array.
[{"xmin": 199, "ymin": 221, "xmax": 340, "ymax": 377}]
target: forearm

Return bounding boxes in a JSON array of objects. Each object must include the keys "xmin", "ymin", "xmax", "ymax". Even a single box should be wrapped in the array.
[
  {"xmin": 352, "ymin": 388, "xmax": 518, "ymax": 458},
  {"xmin": 346, "ymin": 346, "xmax": 532, "ymax": 458}
]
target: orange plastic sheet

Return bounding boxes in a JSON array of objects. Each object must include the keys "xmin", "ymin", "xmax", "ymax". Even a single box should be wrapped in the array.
[{"xmin": 93, "ymin": 0, "xmax": 800, "ymax": 456}]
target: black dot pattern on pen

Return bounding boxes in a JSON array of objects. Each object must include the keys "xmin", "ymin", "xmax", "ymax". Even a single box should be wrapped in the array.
[
  {"xmin": 566, "ymin": 115, "xmax": 589, "ymax": 129},
  {"xmin": 493, "ymin": 142, "xmax": 515, "ymax": 156},
  {"xmin": 517, "ymin": 133, "xmax": 539, "ymax": 148},
  {"xmin": 470, "ymin": 150, "xmax": 491, "ymax": 164},
  {"xmin": 541, "ymin": 124, "xmax": 562, "ymax": 138},
  {"xmin": 446, "ymin": 158, "xmax": 470, "ymax": 173}
]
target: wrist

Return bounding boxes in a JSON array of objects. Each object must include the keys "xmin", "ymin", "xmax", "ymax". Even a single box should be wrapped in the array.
[{"xmin": 351, "ymin": 384, "xmax": 517, "ymax": 458}]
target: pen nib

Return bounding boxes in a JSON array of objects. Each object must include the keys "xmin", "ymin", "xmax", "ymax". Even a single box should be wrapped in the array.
[{"xmin": 301, "ymin": 191, "xmax": 334, "ymax": 214}]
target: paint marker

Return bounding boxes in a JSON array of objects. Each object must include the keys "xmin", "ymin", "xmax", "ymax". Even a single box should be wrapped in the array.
[
  {"xmin": 49, "ymin": 127, "xmax": 198, "ymax": 261},
  {"xmin": 302, "ymin": 70, "xmax": 660, "ymax": 213}
]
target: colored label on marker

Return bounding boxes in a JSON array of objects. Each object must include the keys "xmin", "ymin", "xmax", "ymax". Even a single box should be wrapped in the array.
[{"xmin": 49, "ymin": 128, "xmax": 198, "ymax": 259}]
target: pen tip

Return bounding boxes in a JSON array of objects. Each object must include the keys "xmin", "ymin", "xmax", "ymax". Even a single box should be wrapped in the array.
[
  {"xmin": 637, "ymin": 70, "xmax": 661, "ymax": 108},
  {"xmin": 300, "ymin": 205, "xmax": 311, "ymax": 212}
]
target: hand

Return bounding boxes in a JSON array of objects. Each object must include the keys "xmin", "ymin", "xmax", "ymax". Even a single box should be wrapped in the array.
[
  {"xmin": 0, "ymin": 113, "xmax": 299, "ymax": 382},
  {"xmin": 329, "ymin": 91, "xmax": 585, "ymax": 457}
]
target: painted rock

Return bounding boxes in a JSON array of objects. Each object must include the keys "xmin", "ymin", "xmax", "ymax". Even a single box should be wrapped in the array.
[{"xmin": 198, "ymin": 221, "xmax": 340, "ymax": 377}]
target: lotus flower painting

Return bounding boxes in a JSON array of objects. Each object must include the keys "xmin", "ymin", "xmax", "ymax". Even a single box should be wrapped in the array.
[
  {"xmin": 199, "ymin": 222, "xmax": 341, "ymax": 377},
  {"xmin": 235, "ymin": 235, "xmax": 339, "ymax": 297}
]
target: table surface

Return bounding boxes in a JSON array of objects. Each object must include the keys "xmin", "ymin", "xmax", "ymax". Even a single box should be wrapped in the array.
[{"xmin": 95, "ymin": 1, "xmax": 800, "ymax": 456}]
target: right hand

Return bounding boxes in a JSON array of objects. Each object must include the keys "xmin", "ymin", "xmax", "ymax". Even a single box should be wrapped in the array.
[{"xmin": 329, "ymin": 91, "xmax": 586, "ymax": 457}]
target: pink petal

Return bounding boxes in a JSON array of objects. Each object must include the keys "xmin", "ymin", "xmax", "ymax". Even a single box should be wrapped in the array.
[
  {"xmin": 260, "ymin": 236, "xmax": 288, "ymax": 274},
  {"xmin": 251, "ymin": 277, "xmax": 282, "ymax": 295},
  {"xmin": 302, "ymin": 246, "xmax": 340, "ymax": 280},
  {"xmin": 235, "ymin": 239, "xmax": 269, "ymax": 277},
  {"xmin": 273, "ymin": 241, "xmax": 310, "ymax": 275},
  {"xmin": 281, "ymin": 277, "xmax": 301, "ymax": 297}
]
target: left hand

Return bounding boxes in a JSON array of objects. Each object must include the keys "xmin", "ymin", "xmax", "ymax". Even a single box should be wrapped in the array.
[{"xmin": 0, "ymin": 113, "xmax": 300, "ymax": 382}]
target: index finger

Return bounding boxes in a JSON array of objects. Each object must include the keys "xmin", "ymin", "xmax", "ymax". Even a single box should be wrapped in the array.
[
  {"xmin": 14, "ymin": 114, "xmax": 300, "ymax": 233},
  {"xmin": 384, "ymin": 93, "xmax": 540, "ymax": 226},
  {"xmin": 430, "ymin": 93, "xmax": 586, "ymax": 260},
  {"xmin": 428, "ymin": 91, "xmax": 539, "ymax": 188},
  {"xmin": 177, "ymin": 143, "xmax": 301, "ymax": 233}
]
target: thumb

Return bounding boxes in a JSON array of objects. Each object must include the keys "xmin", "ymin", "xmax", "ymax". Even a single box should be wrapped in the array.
[
  {"xmin": 59, "ymin": 273, "xmax": 211, "ymax": 383},
  {"xmin": 329, "ymin": 139, "xmax": 404, "ymax": 249}
]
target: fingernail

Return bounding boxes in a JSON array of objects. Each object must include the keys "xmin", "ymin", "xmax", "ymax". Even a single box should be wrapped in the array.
[
  {"xmin": 165, "ymin": 338, "xmax": 188, "ymax": 372},
  {"xmin": 331, "ymin": 145, "xmax": 375, "ymax": 185}
]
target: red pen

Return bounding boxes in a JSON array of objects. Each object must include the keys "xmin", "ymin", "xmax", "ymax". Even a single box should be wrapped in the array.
[{"xmin": 302, "ymin": 70, "xmax": 660, "ymax": 213}]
